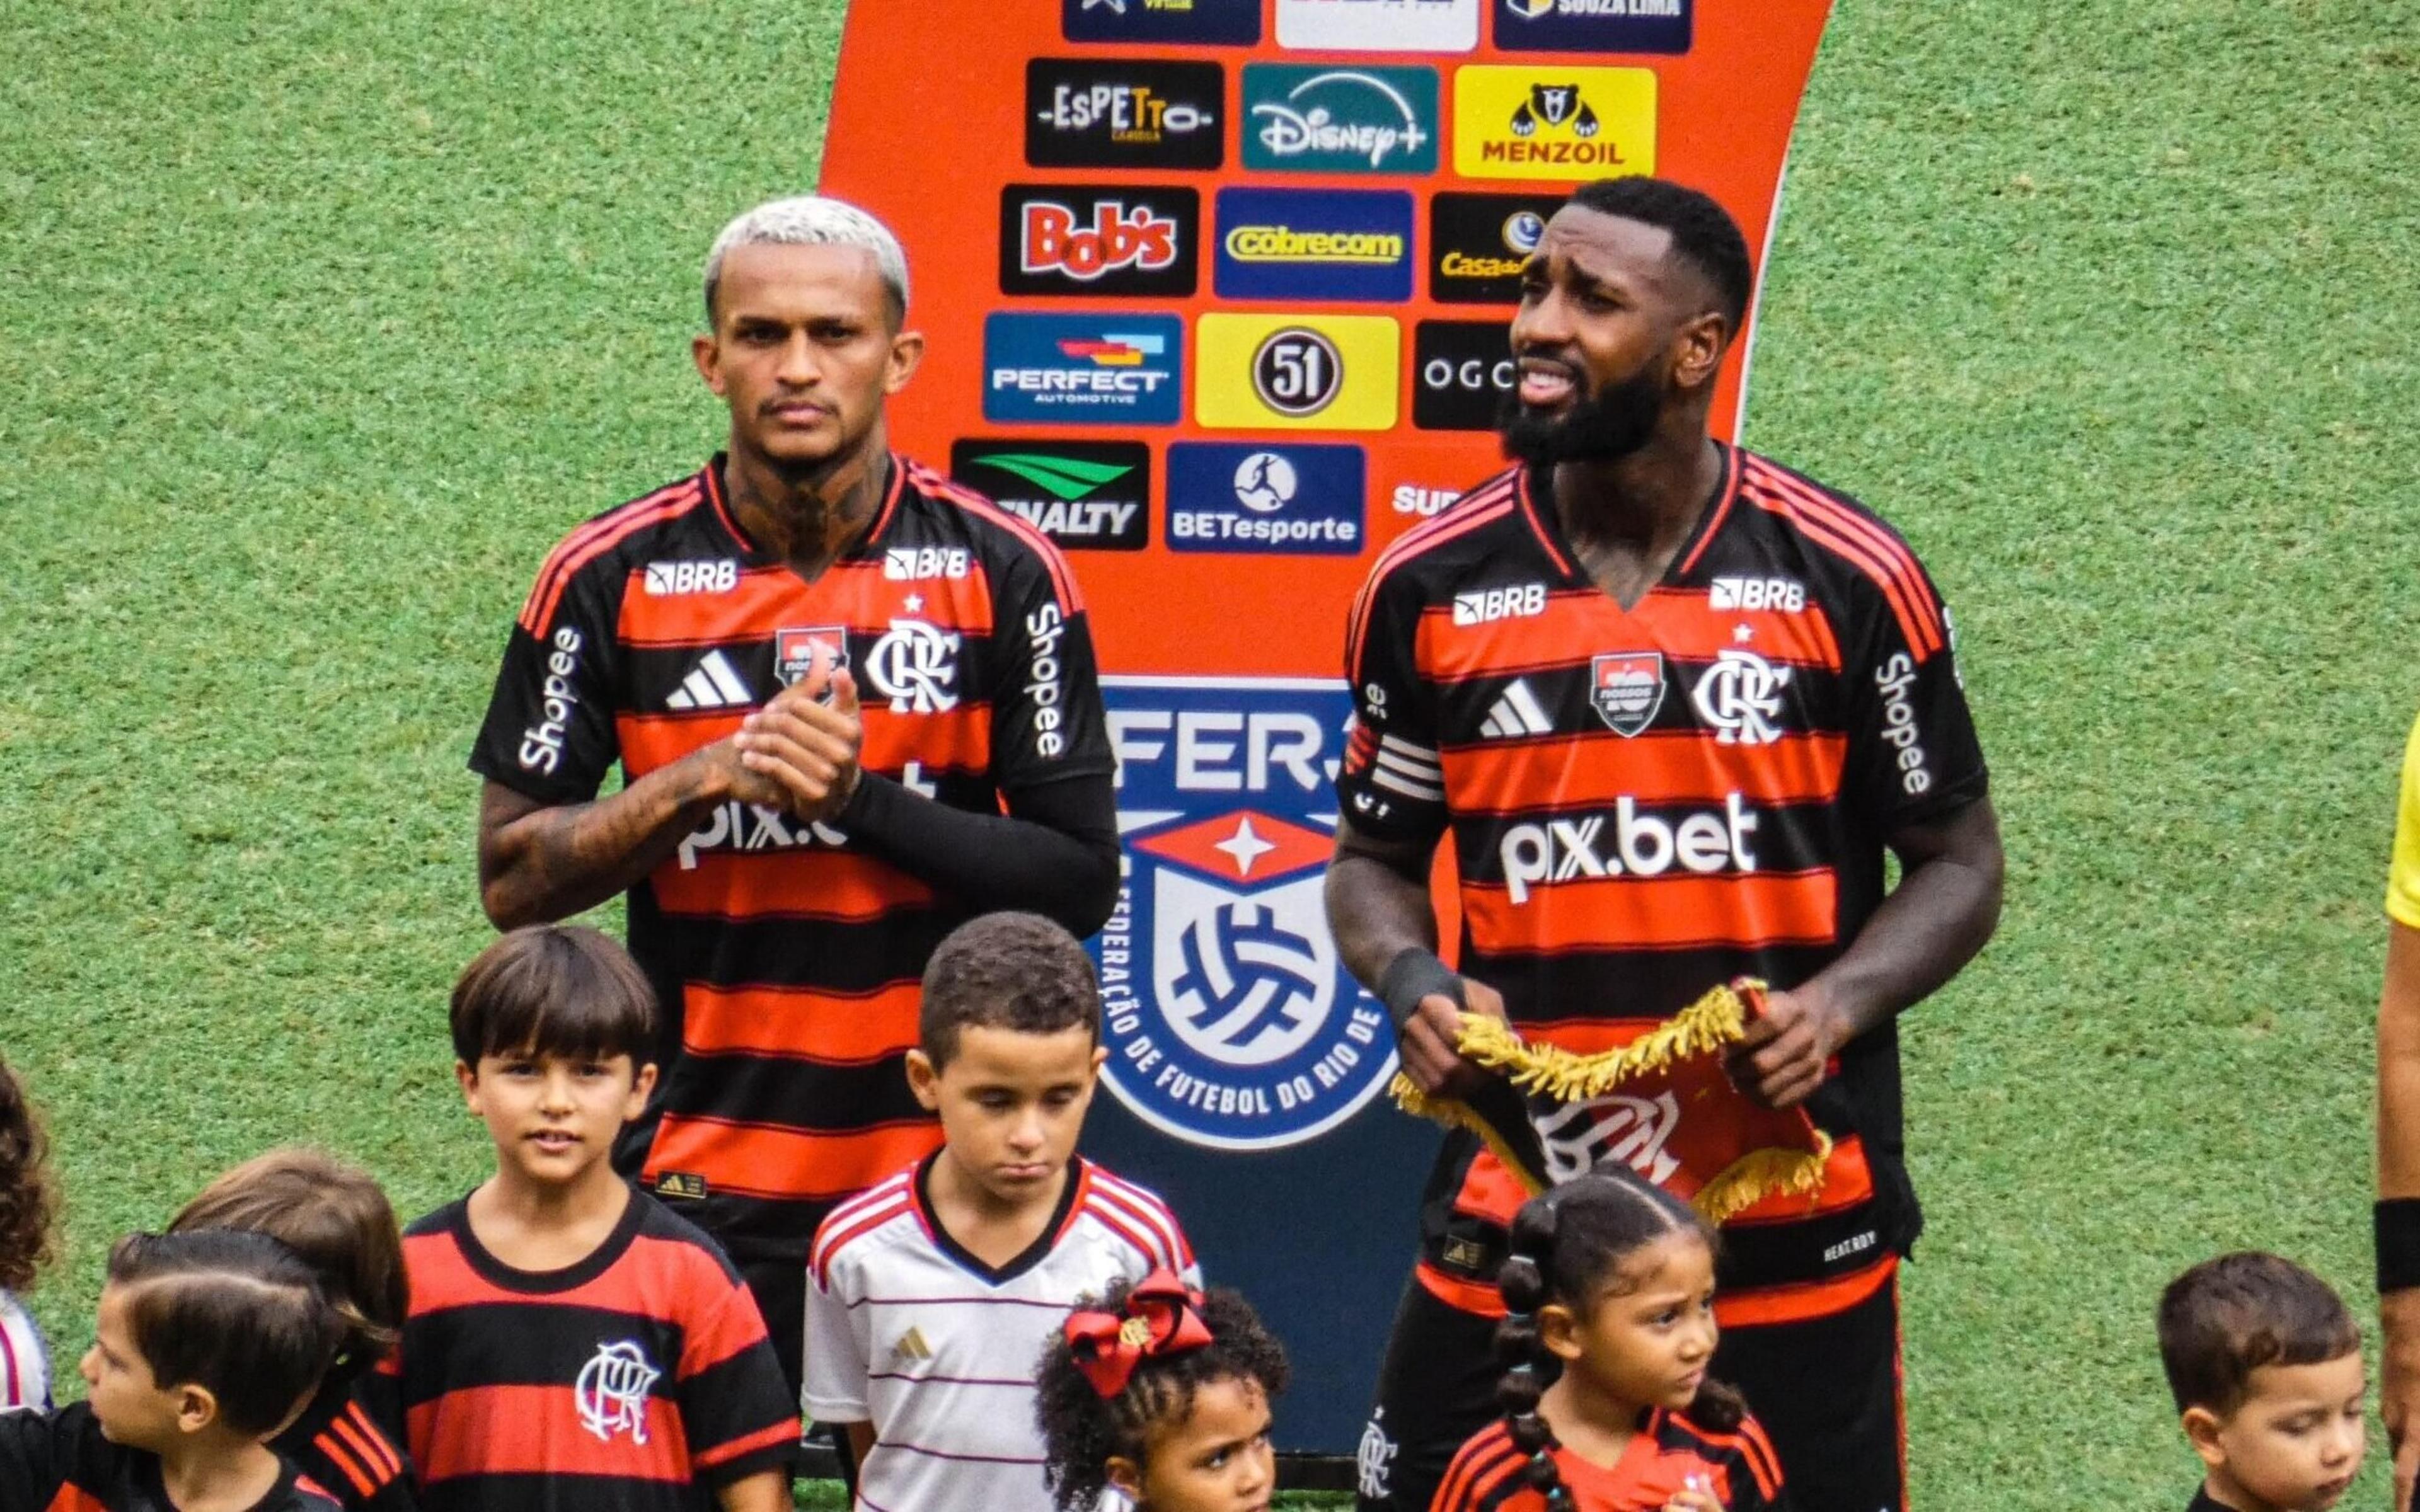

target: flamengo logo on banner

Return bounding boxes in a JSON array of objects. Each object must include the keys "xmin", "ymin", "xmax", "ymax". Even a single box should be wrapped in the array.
[
  {"xmin": 1497, "ymin": 794, "xmax": 1760, "ymax": 905},
  {"xmin": 1276, "ymin": 0, "xmax": 1478, "ymax": 51},
  {"xmin": 1242, "ymin": 65, "xmax": 1439, "ymax": 176},
  {"xmin": 1001, "ymin": 185, "xmax": 1199, "ymax": 297},
  {"xmin": 1453, "ymin": 66, "xmax": 1657, "ymax": 182}
]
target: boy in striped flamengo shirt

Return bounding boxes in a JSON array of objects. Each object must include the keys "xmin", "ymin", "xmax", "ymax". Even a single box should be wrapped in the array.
[
  {"xmin": 804, "ymin": 913, "xmax": 1199, "ymax": 1512},
  {"xmin": 378, "ymin": 925, "xmax": 799, "ymax": 1512}
]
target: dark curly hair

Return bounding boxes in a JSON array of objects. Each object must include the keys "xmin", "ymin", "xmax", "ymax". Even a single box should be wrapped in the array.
[
  {"xmin": 0, "ymin": 1058, "xmax": 57, "ymax": 1295},
  {"xmin": 1035, "ymin": 1281, "xmax": 1289, "ymax": 1512},
  {"xmin": 1495, "ymin": 1164, "xmax": 1744, "ymax": 1512},
  {"xmin": 919, "ymin": 911, "xmax": 1102, "ymax": 1067}
]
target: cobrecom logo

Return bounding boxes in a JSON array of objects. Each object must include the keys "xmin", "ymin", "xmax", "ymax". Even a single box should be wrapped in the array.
[
  {"xmin": 1166, "ymin": 442, "xmax": 1364, "ymax": 556},
  {"xmin": 984, "ymin": 313, "xmax": 1184, "ymax": 426},
  {"xmin": 1494, "ymin": 0, "xmax": 1692, "ymax": 55},
  {"xmin": 1000, "ymin": 185, "xmax": 1199, "ymax": 297},
  {"xmin": 1027, "ymin": 59, "xmax": 1224, "ymax": 171},
  {"xmin": 1453, "ymin": 66, "xmax": 1657, "ymax": 182},
  {"xmin": 1214, "ymin": 188, "xmax": 1414, "ymax": 303},
  {"xmin": 1093, "ymin": 679, "xmax": 1398, "ymax": 1148},
  {"xmin": 1242, "ymin": 65, "xmax": 1439, "ymax": 176},
  {"xmin": 950, "ymin": 440, "xmax": 1151, "ymax": 551},
  {"xmin": 1063, "ymin": 0, "xmax": 1262, "ymax": 45},
  {"xmin": 1276, "ymin": 0, "xmax": 1479, "ymax": 52}
]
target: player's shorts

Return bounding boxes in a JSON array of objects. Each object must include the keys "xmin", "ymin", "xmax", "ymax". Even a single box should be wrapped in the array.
[
  {"xmin": 1355, "ymin": 1263, "xmax": 1906, "ymax": 1512},
  {"xmin": 739, "ymin": 1254, "xmax": 808, "ymax": 1402}
]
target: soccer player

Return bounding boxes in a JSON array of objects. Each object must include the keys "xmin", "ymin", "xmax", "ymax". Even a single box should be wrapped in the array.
[
  {"xmin": 1327, "ymin": 177, "xmax": 2004, "ymax": 1512},
  {"xmin": 802, "ymin": 913, "xmax": 1197, "ymax": 1512},
  {"xmin": 465, "ymin": 194, "xmax": 1118, "ymax": 1391},
  {"xmin": 2375, "ymin": 710, "xmax": 2420, "ymax": 1510},
  {"xmin": 383, "ymin": 925, "xmax": 798, "ymax": 1512}
]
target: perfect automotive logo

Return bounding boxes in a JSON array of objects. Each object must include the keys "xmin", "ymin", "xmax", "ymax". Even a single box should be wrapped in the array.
[
  {"xmin": 1196, "ymin": 312, "xmax": 1398, "ymax": 432},
  {"xmin": 1429, "ymin": 192, "xmax": 1559, "ymax": 304},
  {"xmin": 1093, "ymin": 679, "xmax": 1398, "ymax": 1149},
  {"xmin": 1242, "ymin": 65, "xmax": 1438, "ymax": 176},
  {"xmin": 1027, "ymin": 59, "xmax": 1223, "ymax": 171},
  {"xmin": 1167, "ymin": 442, "xmax": 1364, "ymax": 556},
  {"xmin": 1494, "ymin": 0, "xmax": 1691, "ymax": 55},
  {"xmin": 1413, "ymin": 320, "xmax": 1515, "ymax": 432},
  {"xmin": 950, "ymin": 440, "xmax": 1151, "ymax": 551},
  {"xmin": 1000, "ymin": 185, "xmax": 1199, "ymax": 297},
  {"xmin": 984, "ymin": 313, "xmax": 1183, "ymax": 426},
  {"xmin": 1453, "ymin": 65, "xmax": 1657, "ymax": 181},
  {"xmin": 1214, "ymin": 188, "xmax": 1414, "ymax": 303},
  {"xmin": 1276, "ymin": 0, "xmax": 1479, "ymax": 51},
  {"xmin": 1063, "ymin": 0, "xmax": 1262, "ymax": 45}
]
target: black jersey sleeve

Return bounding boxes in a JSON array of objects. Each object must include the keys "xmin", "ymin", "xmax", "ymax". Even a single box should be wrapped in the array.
[
  {"xmin": 0, "ymin": 1402, "xmax": 70, "ymax": 1508},
  {"xmin": 1843, "ymin": 559, "xmax": 1987, "ymax": 830},
  {"xmin": 466, "ymin": 549, "xmax": 625, "ymax": 805},
  {"xmin": 1334, "ymin": 564, "xmax": 1451, "ymax": 848},
  {"xmin": 985, "ymin": 543, "xmax": 1115, "ymax": 790}
]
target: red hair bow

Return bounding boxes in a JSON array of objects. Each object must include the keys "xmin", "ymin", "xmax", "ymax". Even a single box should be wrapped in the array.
[{"xmin": 1062, "ymin": 1268, "xmax": 1212, "ymax": 1398}]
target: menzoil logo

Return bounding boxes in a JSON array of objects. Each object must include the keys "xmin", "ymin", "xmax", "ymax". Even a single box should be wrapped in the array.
[{"xmin": 1452, "ymin": 66, "xmax": 1656, "ymax": 182}]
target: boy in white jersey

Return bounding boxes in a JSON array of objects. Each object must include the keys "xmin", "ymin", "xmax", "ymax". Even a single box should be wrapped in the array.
[{"xmin": 804, "ymin": 912, "xmax": 1198, "ymax": 1512}]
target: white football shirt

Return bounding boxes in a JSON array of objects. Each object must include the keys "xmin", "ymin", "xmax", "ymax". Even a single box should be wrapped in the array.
[
  {"xmin": 0, "ymin": 1291, "xmax": 49, "ymax": 1412},
  {"xmin": 803, "ymin": 1155, "xmax": 1199, "ymax": 1512}
]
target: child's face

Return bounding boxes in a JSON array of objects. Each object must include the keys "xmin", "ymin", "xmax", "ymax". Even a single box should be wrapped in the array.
[
  {"xmin": 458, "ymin": 1047, "xmax": 654, "ymax": 1189},
  {"xmin": 2192, "ymin": 1354, "xmax": 2366, "ymax": 1512},
  {"xmin": 908, "ymin": 1024, "xmax": 1104, "ymax": 1207},
  {"xmin": 1114, "ymin": 1376, "xmax": 1276, "ymax": 1512},
  {"xmin": 1546, "ymin": 1230, "xmax": 1719, "ymax": 1414},
  {"xmin": 80, "ymin": 1283, "xmax": 188, "ymax": 1450}
]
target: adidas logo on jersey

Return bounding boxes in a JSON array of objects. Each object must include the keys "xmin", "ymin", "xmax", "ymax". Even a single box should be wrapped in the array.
[
  {"xmin": 1452, "ymin": 583, "xmax": 1546, "ymax": 626},
  {"xmin": 1708, "ymin": 576, "xmax": 1805, "ymax": 612},
  {"xmin": 891, "ymin": 1327, "xmax": 935, "ymax": 1363},
  {"xmin": 642, "ymin": 559, "xmax": 737, "ymax": 596},
  {"xmin": 1478, "ymin": 679, "xmax": 1553, "ymax": 739},
  {"xmin": 666, "ymin": 651, "xmax": 752, "ymax": 711}
]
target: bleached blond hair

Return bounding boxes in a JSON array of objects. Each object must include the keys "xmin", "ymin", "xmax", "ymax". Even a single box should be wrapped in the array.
[{"xmin": 702, "ymin": 194, "xmax": 909, "ymax": 324}]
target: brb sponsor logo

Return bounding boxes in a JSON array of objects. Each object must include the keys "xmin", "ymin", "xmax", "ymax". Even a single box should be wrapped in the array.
[
  {"xmin": 950, "ymin": 440, "xmax": 1150, "ymax": 551},
  {"xmin": 1276, "ymin": 0, "xmax": 1479, "ymax": 51},
  {"xmin": 642, "ymin": 559, "xmax": 737, "ymax": 597},
  {"xmin": 1213, "ymin": 188, "xmax": 1413, "ymax": 303},
  {"xmin": 1414, "ymin": 320, "xmax": 1515, "ymax": 432},
  {"xmin": 1167, "ymin": 442, "xmax": 1364, "ymax": 556},
  {"xmin": 1453, "ymin": 66, "xmax": 1657, "ymax": 182},
  {"xmin": 984, "ymin": 313, "xmax": 1182, "ymax": 427},
  {"xmin": 1026, "ymin": 59, "xmax": 1223, "ymax": 171},
  {"xmin": 1094, "ymin": 678, "xmax": 1397, "ymax": 1148},
  {"xmin": 1242, "ymin": 65, "xmax": 1438, "ymax": 176},
  {"xmin": 518, "ymin": 626, "xmax": 584, "ymax": 776},
  {"xmin": 1429, "ymin": 192, "xmax": 1559, "ymax": 304},
  {"xmin": 1000, "ymin": 185, "xmax": 1199, "ymax": 297},
  {"xmin": 1196, "ymin": 312, "xmax": 1399, "ymax": 431},
  {"xmin": 1452, "ymin": 582, "xmax": 1545, "ymax": 626},
  {"xmin": 1062, "ymin": 0, "xmax": 1262, "ymax": 45},
  {"xmin": 1497, "ymin": 794, "xmax": 1761, "ymax": 905},
  {"xmin": 1495, "ymin": 0, "xmax": 1691, "ymax": 54},
  {"xmin": 1708, "ymin": 576, "xmax": 1807, "ymax": 612}
]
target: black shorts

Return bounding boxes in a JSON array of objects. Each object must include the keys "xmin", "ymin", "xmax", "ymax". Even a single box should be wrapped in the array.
[
  {"xmin": 1356, "ymin": 1267, "xmax": 1906, "ymax": 1512},
  {"xmin": 739, "ymin": 1254, "xmax": 807, "ymax": 1403}
]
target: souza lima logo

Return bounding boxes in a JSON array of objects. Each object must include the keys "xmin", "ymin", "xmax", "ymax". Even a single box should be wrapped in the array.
[
  {"xmin": 1093, "ymin": 679, "xmax": 1397, "ymax": 1149},
  {"xmin": 1495, "ymin": 0, "xmax": 1692, "ymax": 55}
]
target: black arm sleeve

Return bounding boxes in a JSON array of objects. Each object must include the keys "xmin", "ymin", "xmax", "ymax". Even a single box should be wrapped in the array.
[{"xmin": 835, "ymin": 769, "xmax": 1121, "ymax": 936}]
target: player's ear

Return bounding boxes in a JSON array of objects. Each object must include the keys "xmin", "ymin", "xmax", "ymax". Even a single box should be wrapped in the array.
[
  {"xmin": 1536, "ymin": 1301, "xmax": 1585, "ymax": 1363},
  {"xmin": 1670, "ymin": 309, "xmax": 1728, "ymax": 393},
  {"xmin": 884, "ymin": 328, "xmax": 925, "ymax": 396},
  {"xmin": 693, "ymin": 331, "xmax": 727, "ymax": 396},
  {"xmin": 904, "ymin": 1048, "xmax": 942, "ymax": 1111},
  {"xmin": 1088, "ymin": 1043, "xmax": 1109, "ymax": 1079},
  {"xmin": 1105, "ymin": 1455, "xmax": 1144, "ymax": 1501},
  {"xmin": 624, "ymin": 1060, "xmax": 659, "ymax": 1118},
  {"xmin": 456, "ymin": 1060, "xmax": 483, "ymax": 1113},
  {"xmin": 174, "ymin": 1382, "xmax": 219, "ymax": 1435},
  {"xmin": 2180, "ymin": 1406, "xmax": 2226, "ymax": 1469}
]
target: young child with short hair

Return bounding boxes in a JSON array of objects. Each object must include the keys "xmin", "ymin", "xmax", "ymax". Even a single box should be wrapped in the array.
[
  {"xmin": 0, "ymin": 1228, "xmax": 348, "ymax": 1511},
  {"xmin": 0, "ymin": 1058, "xmax": 57, "ymax": 1412},
  {"xmin": 383, "ymin": 924, "xmax": 798, "ymax": 1512},
  {"xmin": 1432, "ymin": 1166, "xmax": 1786, "ymax": 1512},
  {"xmin": 173, "ymin": 1148, "xmax": 417, "ymax": 1509},
  {"xmin": 2159, "ymin": 1251, "xmax": 2366, "ymax": 1512},
  {"xmin": 1034, "ymin": 1274, "xmax": 1289, "ymax": 1512},
  {"xmin": 804, "ymin": 911, "xmax": 1199, "ymax": 1512}
]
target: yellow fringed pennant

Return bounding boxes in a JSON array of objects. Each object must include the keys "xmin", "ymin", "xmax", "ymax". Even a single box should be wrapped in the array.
[{"xmin": 1388, "ymin": 979, "xmax": 1835, "ymax": 1223}]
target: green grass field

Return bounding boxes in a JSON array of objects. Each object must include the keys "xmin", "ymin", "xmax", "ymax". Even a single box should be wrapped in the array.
[{"xmin": 4, "ymin": 1, "xmax": 2416, "ymax": 1506}]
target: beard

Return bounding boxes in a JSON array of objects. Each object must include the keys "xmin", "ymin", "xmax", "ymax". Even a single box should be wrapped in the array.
[{"xmin": 1498, "ymin": 360, "xmax": 1667, "ymax": 468}]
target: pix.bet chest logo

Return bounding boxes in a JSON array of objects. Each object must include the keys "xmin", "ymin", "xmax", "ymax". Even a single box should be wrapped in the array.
[
  {"xmin": 1000, "ymin": 185, "xmax": 1199, "ymax": 299},
  {"xmin": 1093, "ymin": 679, "xmax": 1398, "ymax": 1150}
]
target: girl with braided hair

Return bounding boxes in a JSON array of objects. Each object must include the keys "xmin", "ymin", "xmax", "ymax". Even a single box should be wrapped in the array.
[
  {"xmin": 1431, "ymin": 1166, "xmax": 1788, "ymax": 1512},
  {"xmin": 1035, "ymin": 1271, "xmax": 1290, "ymax": 1512}
]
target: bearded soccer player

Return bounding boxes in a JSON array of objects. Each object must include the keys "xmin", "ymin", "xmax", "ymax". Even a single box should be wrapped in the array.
[
  {"xmin": 468, "ymin": 197, "xmax": 1118, "ymax": 1395},
  {"xmin": 1328, "ymin": 178, "xmax": 2004, "ymax": 1512}
]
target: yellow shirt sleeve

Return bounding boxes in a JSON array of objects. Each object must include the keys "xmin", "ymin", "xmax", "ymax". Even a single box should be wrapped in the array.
[{"xmin": 2391, "ymin": 711, "xmax": 2420, "ymax": 929}]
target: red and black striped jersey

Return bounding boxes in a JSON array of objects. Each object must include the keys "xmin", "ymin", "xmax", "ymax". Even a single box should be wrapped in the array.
[
  {"xmin": 277, "ymin": 1380, "xmax": 417, "ymax": 1511},
  {"xmin": 0, "ymin": 1402, "xmax": 341, "ymax": 1512},
  {"xmin": 380, "ymin": 1190, "xmax": 798, "ymax": 1512},
  {"xmin": 468, "ymin": 454, "xmax": 1114, "ymax": 1261},
  {"xmin": 1432, "ymin": 1409, "xmax": 1787, "ymax": 1512},
  {"xmin": 1335, "ymin": 448, "xmax": 1986, "ymax": 1301}
]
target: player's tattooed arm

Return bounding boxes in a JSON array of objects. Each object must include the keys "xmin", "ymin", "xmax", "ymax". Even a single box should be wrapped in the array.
[
  {"xmin": 1730, "ymin": 793, "xmax": 2005, "ymax": 1108},
  {"xmin": 1327, "ymin": 818, "xmax": 1507, "ymax": 1097}
]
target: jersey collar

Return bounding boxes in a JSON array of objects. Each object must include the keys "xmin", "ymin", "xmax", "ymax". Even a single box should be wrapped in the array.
[
  {"xmin": 910, "ymin": 1151, "xmax": 1090, "ymax": 1288},
  {"xmin": 704, "ymin": 450, "xmax": 909, "ymax": 568},
  {"xmin": 1517, "ymin": 441, "xmax": 1742, "ymax": 590}
]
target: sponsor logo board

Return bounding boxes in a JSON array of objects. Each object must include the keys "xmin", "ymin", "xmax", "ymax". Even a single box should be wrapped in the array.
[
  {"xmin": 1063, "ymin": 0, "xmax": 1262, "ymax": 45},
  {"xmin": 1213, "ymin": 188, "xmax": 1414, "ymax": 303},
  {"xmin": 1429, "ymin": 192, "xmax": 1561, "ymax": 303},
  {"xmin": 1412, "ymin": 319, "xmax": 1514, "ymax": 432},
  {"xmin": 950, "ymin": 440, "xmax": 1151, "ymax": 551},
  {"xmin": 983, "ymin": 313, "xmax": 1183, "ymax": 426},
  {"xmin": 1027, "ymin": 59, "xmax": 1224, "ymax": 171},
  {"xmin": 1095, "ymin": 677, "xmax": 1398, "ymax": 1148},
  {"xmin": 1494, "ymin": 0, "xmax": 1691, "ymax": 54},
  {"xmin": 1453, "ymin": 66, "xmax": 1656, "ymax": 181},
  {"xmin": 1241, "ymin": 64, "xmax": 1439, "ymax": 176},
  {"xmin": 1000, "ymin": 185, "xmax": 1199, "ymax": 297},
  {"xmin": 1196, "ymin": 312, "xmax": 1398, "ymax": 431},
  {"xmin": 1166, "ymin": 442, "xmax": 1364, "ymax": 555},
  {"xmin": 1276, "ymin": 0, "xmax": 1480, "ymax": 51}
]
